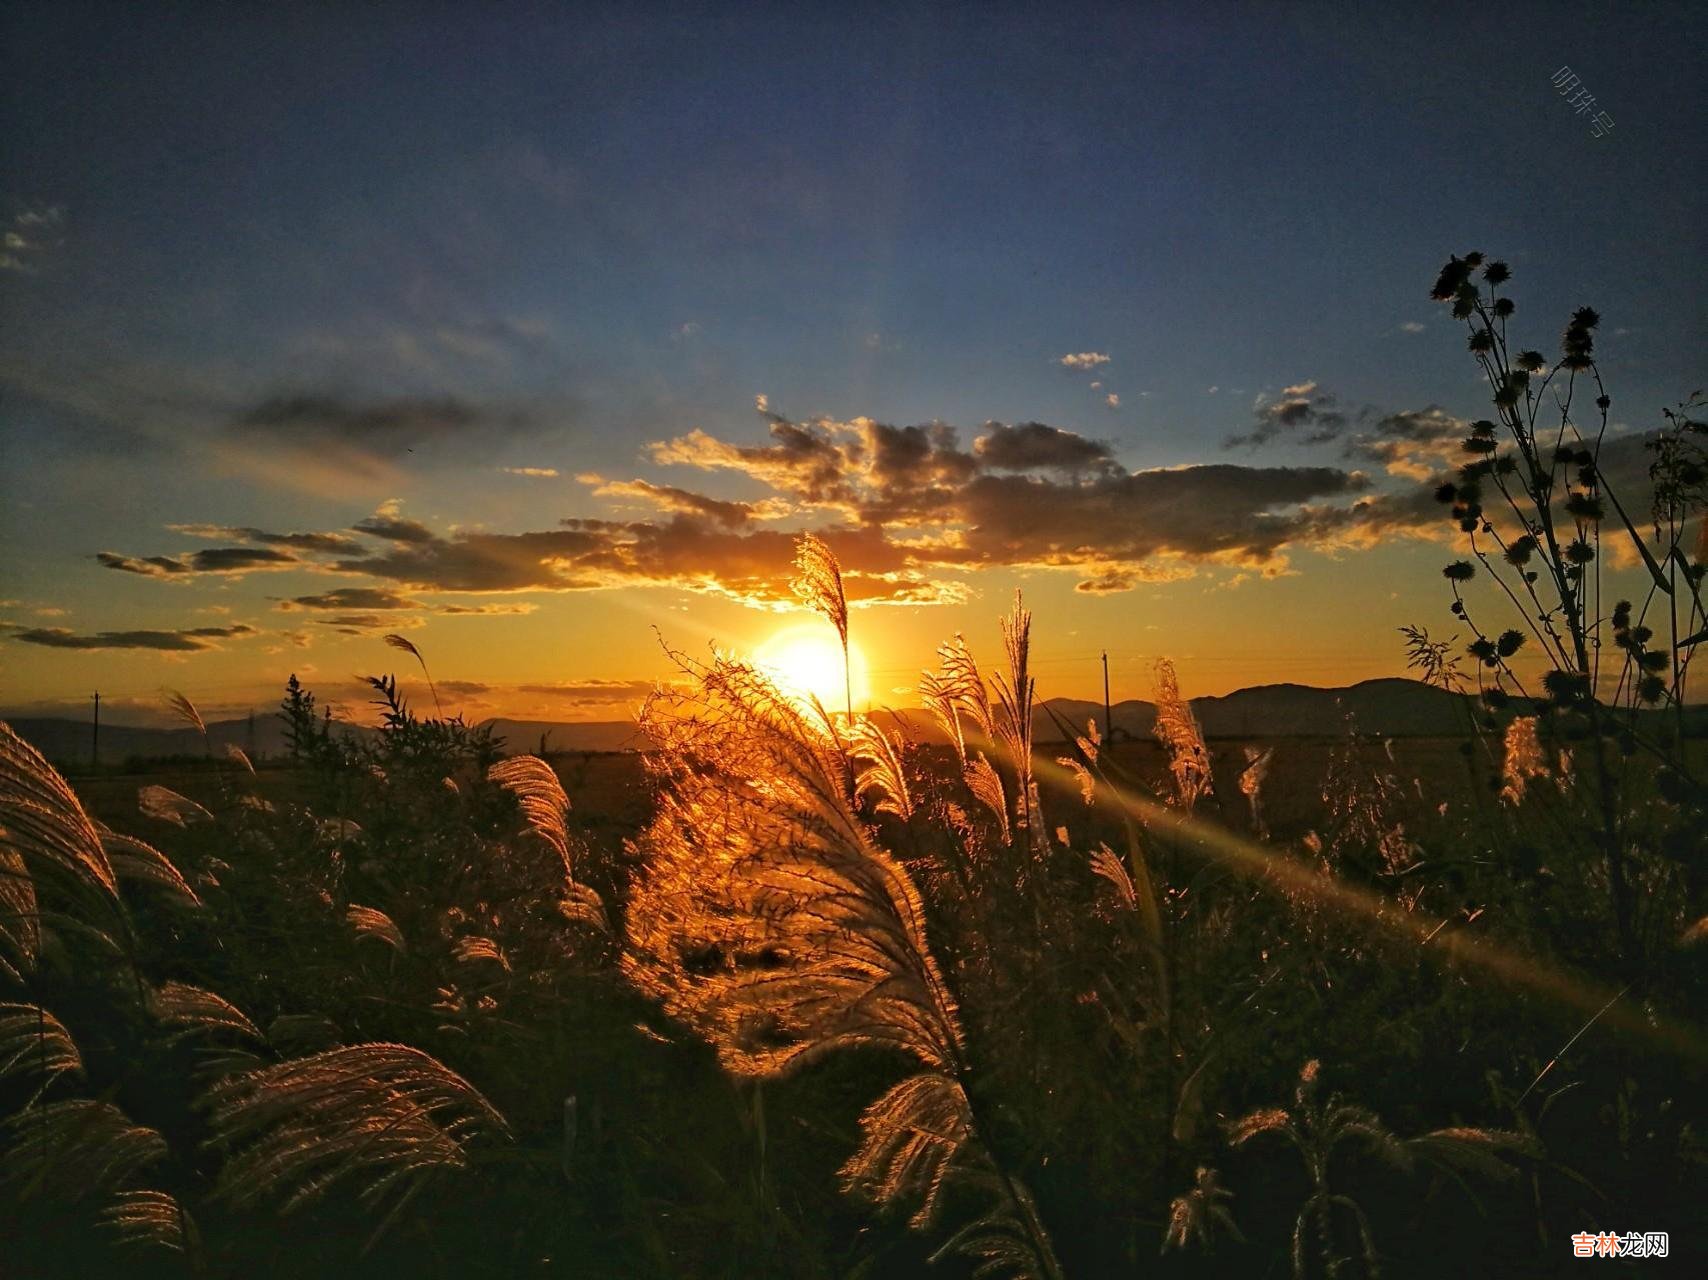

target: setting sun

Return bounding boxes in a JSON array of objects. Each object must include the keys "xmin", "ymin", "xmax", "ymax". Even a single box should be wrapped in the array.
[{"xmin": 753, "ymin": 623, "xmax": 870, "ymax": 715}]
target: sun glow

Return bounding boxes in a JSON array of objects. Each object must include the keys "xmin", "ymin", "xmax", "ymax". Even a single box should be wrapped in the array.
[{"xmin": 753, "ymin": 624, "xmax": 870, "ymax": 715}]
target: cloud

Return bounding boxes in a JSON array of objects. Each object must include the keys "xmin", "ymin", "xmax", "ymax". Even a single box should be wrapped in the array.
[
  {"xmin": 1226, "ymin": 380, "xmax": 1349, "ymax": 448},
  {"xmin": 94, "ymin": 403, "xmax": 1459, "ymax": 604},
  {"xmin": 1058, "ymin": 352, "xmax": 1111, "ymax": 371},
  {"xmin": 515, "ymin": 679, "xmax": 657, "ymax": 701},
  {"xmin": 501, "ymin": 466, "xmax": 559, "ymax": 478},
  {"xmin": 1399, "ymin": 321, "xmax": 1427, "ymax": 334},
  {"xmin": 435, "ymin": 602, "xmax": 538, "ymax": 616},
  {"xmin": 439, "ymin": 680, "xmax": 492, "ymax": 695},
  {"xmin": 580, "ymin": 476, "xmax": 786, "ymax": 528},
  {"xmin": 96, "ymin": 547, "xmax": 299, "ymax": 576},
  {"xmin": 352, "ymin": 511, "xmax": 438, "ymax": 544},
  {"xmin": 234, "ymin": 394, "xmax": 523, "ymax": 447},
  {"xmin": 1106, "ymin": 393, "xmax": 1120, "ymax": 409},
  {"xmin": 3, "ymin": 623, "xmax": 255, "ymax": 651},
  {"xmin": 1, "ymin": 206, "xmax": 64, "ymax": 272},
  {"xmin": 277, "ymin": 586, "xmax": 537, "ymax": 618},
  {"xmin": 1342, "ymin": 407, "xmax": 1466, "ymax": 480},
  {"xmin": 280, "ymin": 588, "xmax": 423, "ymax": 611},
  {"xmin": 215, "ymin": 393, "xmax": 537, "ymax": 495},
  {"xmin": 95, "ymin": 552, "xmax": 189, "ymax": 578},
  {"xmin": 973, "ymin": 422, "xmax": 1116, "ymax": 474},
  {"xmin": 311, "ymin": 614, "xmax": 426, "ymax": 635},
  {"xmin": 167, "ymin": 524, "xmax": 370, "ymax": 556}
]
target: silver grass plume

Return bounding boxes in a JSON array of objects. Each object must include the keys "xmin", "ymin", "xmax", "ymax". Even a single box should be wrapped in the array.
[
  {"xmin": 487, "ymin": 754, "xmax": 606, "ymax": 929},
  {"xmin": 163, "ymin": 689, "xmax": 207, "ymax": 739},
  {"xmin": 0, "ymin": 720, "xmax": 120, "ymax": 925},
  {"xmin": 138, "ymin": 784, "xmax": 213, "ymax": 827},
  {"xmin": 204, "ymin": 1043, "xmax": 509, "ymax": 1221},
  {"xmin": 963, "ymin": 755, "xmax": 1011, "ymax": 844},
  {"xmin": 1, "ymin": 1099, "xmax": 168, "ymax": 1203},
  {"xmin": 992, "ymin": 592, "xmax": 1040, "ymax": 840},
  {"xmin": 625, "ymin": 649, "xmax": 1062, "ymax": 1278},
  {"xmin": 1238, "ymin": 746, "xmax": 1274, "ymax": 835},
  {"xmin": 0, "ymin": 1003, "xmax": 82, "ymax": 1104},
  {"xmin": 1230, "ymin": 1060, "xmax": 1533, "ymax": 1279},
  {"xmin": 1499, "ymin": 715, "xmax": 1548, "ymax": 805},
  {"xmin": 1162, "ymin": 1166, "xmax": 1243, "ymax": 1254},
  {"xmin": 1089, "ymin": 844, "xmax": 1137, "ymax": 907},
  {"xmin": 793, "ymin": 533, "xmax": 853, "ymax": 723},
  {"xmin": 1152, "ymin": 659, "xmax": 1212, "ymax": 810},
  {"xmin": 453, "ymin": 935, "xmax": 511, "ymax": 971},
  {"xmin": 849, "ymin": 716, "xmax": 914, "ymax": 819},
  {"xmin": 0, "ymin": 840, "xmax": 37, "ymax": 984},
  {"xmin": 384, "ymin": 633, "xmax": 444, "ymax": 719},
  {"xmin": 919, "ymin": 670, "xmax": 967, "ymax": 761},
  {"xmin": 347, "ymin": 904, "xmax": 407, "ymax": 952},
  {"xmin": 100, "ymin": 827, "xmax": 201, "ymax": 907},
  {"xmin": 149, "ymin": 981, "xmax": 264, "ymax": 1045},
  {"xmin": 101, "ymin": 1188, "xmax": 201, "ymax": 1256}
]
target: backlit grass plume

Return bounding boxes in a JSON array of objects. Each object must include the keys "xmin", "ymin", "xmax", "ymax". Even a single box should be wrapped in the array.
[
  {"xmin": 919, "ymin": 604, "xmax": 1046, "ymax": 854},
  {"xmin": 204, "ymin": 1042, "xmax": 509, "ymax": 1223},
  {"xmin": 626, "ymin": 648, "xmax": 1062, "ymax": 1277},
  {"xmin": 793, "ymin": 533, "xmax": 852, "ymax": 722},
  {"xmin": 1, "ymin": 1099, "xmax": 168, "ymax": 1204},
  {"xmin": 149, "ymin": 981, "xmax": 264, "ymax": 1046},
  {"xmin": 1153, "ymin": 659, "xmax": 1212, "ymax": 810},
  {"xmin": 1229, "ymin": 1060, "xmax": 1534, "ymax": 1279},
  {"xmin": 0, "ymin": 720, "xmax": 120, "ymax": 926},
  {"xmin": 1498, "ymin": 715, "xmax": 1549, "ymax": 806},
  {"xmin": 101, "ymin": 1188, "xmax": 201, "ymax": 1256},
  {"xmin": 487, "ymin": 754, "xmax": 606, "ymax": 929},
  {"xmin": 138, "ymin": 784, "xmax": 213, "ymax": 827},
  {"xmin": 848, "ymin": 716, "xmax": 915, "ymax": 819},
  {"xmin": 100, "ymin": 828, "xmax": 202, "ymax": 908},
  {"xmin": 384, "ymin": 632, "xmax": 444, "ymax": 719},
  {"xmin": 347, "ymin": 904, "xmax": 407, "ymax": 952},
  {"xmin": 0, "ymin": 1003, "xmax": 82, "ymax": 1102}
]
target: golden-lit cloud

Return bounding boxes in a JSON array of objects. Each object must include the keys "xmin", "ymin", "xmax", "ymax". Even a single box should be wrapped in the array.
[
  {"xmin": 279, "ymin": 587, "xmax": 422, "ymax": 611},
  {"xmin": 579, "ymin": 475, "xmax": 790, "ymax": 528},
  {"xmin": 87, "ymin": 403, "xmax": 1476, "ymax": 612}
]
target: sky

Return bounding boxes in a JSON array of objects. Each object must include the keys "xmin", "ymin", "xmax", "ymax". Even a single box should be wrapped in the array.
[{"xmin": 2, "ymin": 2, "xmax": 1704, "ymax": 727}]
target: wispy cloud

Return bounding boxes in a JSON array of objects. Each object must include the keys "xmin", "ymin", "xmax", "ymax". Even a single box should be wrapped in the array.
[
  {"xmin": 3, "ymin": 622, "xmax": 256, "ymax": 651},
  {"xmin": 1, "ymin": 205, "xmax": 64, "ymax": 272},
  {"xmin": 96, "ymin": 547, "xmax": 299, "ymax": 577},
  {"xmin": 279, "ymin": 588, "xmax": 422, "ymax": 611}
]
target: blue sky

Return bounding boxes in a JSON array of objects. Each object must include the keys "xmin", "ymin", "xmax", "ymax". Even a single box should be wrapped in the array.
[{"xmin": 2, "ymin": 2, "xmax": 1704, "ymax": 721}]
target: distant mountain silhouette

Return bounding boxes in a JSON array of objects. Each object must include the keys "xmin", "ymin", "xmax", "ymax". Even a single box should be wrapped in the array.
[
  {"xmin": 0, "ymin": 713, "xmax": 644, "ymax": 765},
  {"xmin": 7, "ymin": 677, "xmax": 1702, "ymax": 765},
  {"xmin": 1029, "ymin": 678, "xmax": 1475, "ymax": 741}
]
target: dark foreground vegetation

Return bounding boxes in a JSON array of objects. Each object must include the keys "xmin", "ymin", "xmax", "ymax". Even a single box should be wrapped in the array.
[{"xmin": 2, "ymin": 259, "xmax": 1705, "ymax": 1277}]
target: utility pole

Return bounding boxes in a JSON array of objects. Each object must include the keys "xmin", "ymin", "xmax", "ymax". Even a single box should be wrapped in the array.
[
  {"xmin": 91, "ymin": 690, "xmax": 100, "ymax": 768},
  {"xmin": 1101, "ymin": 651, "xmax": 1112, "ymax": 743},
  {"xmin": 247, "ymin": 708, "xmax": 256, "ymax": 760}
]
